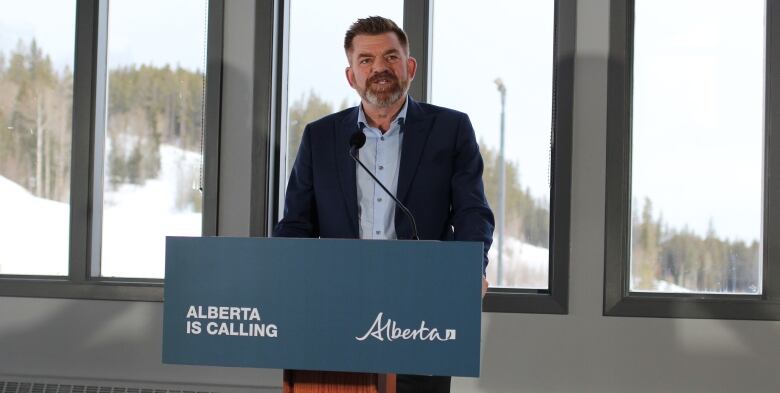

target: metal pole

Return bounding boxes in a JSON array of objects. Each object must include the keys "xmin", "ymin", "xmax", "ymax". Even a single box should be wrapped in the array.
[{"xmin": 495, "ymin": 79, "xmax": 506, "ymax": 286}]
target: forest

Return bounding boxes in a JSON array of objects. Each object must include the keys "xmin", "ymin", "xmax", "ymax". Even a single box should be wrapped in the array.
[
  {"xmin": 632, "ymin": 198, "xmax": 759, "ymax": 293},
  {"xmin": 0, "ymin": 39, "xmax": 204, "ymax": 205}
]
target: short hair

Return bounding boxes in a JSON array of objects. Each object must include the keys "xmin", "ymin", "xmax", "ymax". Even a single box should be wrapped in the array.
[{"xmin": 344, "ymin": 16, "xmax": 409, "ymax": 55}]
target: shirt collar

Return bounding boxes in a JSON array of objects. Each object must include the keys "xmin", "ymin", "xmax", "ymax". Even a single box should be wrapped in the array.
[{"xmin": 357, "ymin": 95, "xmax": 409, "ymax": 132}]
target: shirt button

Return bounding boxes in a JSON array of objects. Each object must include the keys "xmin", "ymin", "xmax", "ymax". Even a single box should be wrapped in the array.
[
  {"xmin": 380, "ymin": 137, "xmax": 385, "ymax": 141},
  {"xmin": 377, "ymin": 197, "xmax": 383, "ymax": 202},
  {"xmin": 379, "ymin": 165, "xmax": 384, "ymax": 170},
  {"xmin": 375, "ymin": 230, "xmax": 381, "ymax": 235}
]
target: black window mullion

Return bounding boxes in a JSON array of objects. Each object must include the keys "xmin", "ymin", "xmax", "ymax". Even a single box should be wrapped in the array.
[
  {"xmin": 251, "ymin": 0, "xmax": 283, "ymax": 238},
  {"xmin": 403, "ymin": 0, "xmax": 432, "ymax": 103},
  {"xmin": 202, "ymin": 0, "xmax": 226, "ymax": 237},
  {"xmin": 69, "ymin": 0, "xmax": 104, "ymax": 283},
  {"xmin": 88, "ymin": 0, "xmax": 109, "ymax": 279},
  {"xmin": 603, "ymin": 0, "xmax": 633, "ymax": 315}
]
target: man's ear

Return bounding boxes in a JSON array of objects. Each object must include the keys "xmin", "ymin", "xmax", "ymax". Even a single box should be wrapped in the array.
[
  {"xmin": 407, "ymin": 56, "xmax": 417, "ymax": 81},
  {"xmin": 345, "ymin": 66, "xmax": 356, "ymax": 88}
]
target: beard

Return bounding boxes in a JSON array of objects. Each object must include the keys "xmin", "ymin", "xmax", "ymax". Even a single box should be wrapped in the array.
[{"xmin": 358, "ymin": 71, "xmax": 409, "ymax": 108}]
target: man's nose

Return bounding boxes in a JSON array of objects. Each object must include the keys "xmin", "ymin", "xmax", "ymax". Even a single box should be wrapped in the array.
[{"xmin": 372, "ymin": 57, "xmax": 389, "ymax": 73}]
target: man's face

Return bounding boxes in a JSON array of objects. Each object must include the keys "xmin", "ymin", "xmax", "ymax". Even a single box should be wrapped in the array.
[{"xmin": 345, "ymin": 32, "xmax": 417, "ymax": 108}]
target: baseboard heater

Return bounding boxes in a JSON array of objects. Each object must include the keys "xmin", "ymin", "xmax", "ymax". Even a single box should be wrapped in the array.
[{"xmin": 0, "ymin": 380, "xmax": 220, "ymax": 393}]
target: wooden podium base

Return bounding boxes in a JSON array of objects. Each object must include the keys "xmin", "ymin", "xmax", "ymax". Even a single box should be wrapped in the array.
[{"xmin": 283, "ymin": 370, "xmax": 396, "ymax": 393}]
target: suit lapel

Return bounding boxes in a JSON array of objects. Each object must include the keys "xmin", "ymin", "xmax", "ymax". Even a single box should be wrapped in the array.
[
  {"xmin": 335, "ymin": 108, "xmax": 360, "ymax": 238},
  {"xmin": 397, "ymin": 98, "xmax": 433, "ymax": 204}
]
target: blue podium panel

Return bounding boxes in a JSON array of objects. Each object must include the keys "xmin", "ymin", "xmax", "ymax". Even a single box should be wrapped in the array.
[{"xmin": 162, "ymin": 237, "xmax": 483, "ymax": 377}]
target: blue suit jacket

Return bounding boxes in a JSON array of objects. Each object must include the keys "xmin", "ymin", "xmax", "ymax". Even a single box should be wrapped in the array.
[{"xmin": 273, "ymin": 97, "xmax": 495, "ymax": 270}]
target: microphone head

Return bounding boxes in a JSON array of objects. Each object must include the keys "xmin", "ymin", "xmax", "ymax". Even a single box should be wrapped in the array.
[{"xmin": 349, "ymin": 131, "xmax": 367, "ymax": 150}]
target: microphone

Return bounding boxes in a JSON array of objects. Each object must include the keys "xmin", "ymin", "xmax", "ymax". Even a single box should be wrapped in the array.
[{"xmin": 349, "ymin": 124, "xmax": 420, "ymax": 240}]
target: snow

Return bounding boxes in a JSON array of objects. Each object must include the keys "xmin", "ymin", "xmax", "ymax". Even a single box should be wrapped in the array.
[
  {"xmin": 487, "ymin": 236, "xmax": 550, "ymax": 289},
  {"xmin": 100, "ymin": 144, "xmax": 201, "ymax": 278},
  {"xmin": 0, "ymin": 144, "xmax": 201, "ymax": 278},
  {"xmin": 650, "ymin": 280, "xmax": 692, "ymax": 293},
  {"xmin": 0, "ymin": 175, "xmax": 70, "ymax": 275},
  {"xmin": 630, "ymin": 274, "xmax": 694, "ymax": 293}
]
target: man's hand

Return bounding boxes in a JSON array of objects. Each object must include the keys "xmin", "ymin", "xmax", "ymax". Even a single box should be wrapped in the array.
[{"xmin": 482, "ymin": 276, "xmax": 489, "ymax": 299}]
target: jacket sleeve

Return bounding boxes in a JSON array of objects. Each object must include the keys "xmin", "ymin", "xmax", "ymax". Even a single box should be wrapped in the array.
[
  {"xmin": 273, "ymin": 125, "xmax": 319, "ymax": 238},
  {"xmin": 451, "ymin": 113, "xmax": 495, "ymax": 274}
]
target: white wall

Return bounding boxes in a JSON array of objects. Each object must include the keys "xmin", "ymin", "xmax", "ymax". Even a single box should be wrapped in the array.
[{"xmin": 2, "ymin": 1, "xmax": 780, "ymax": 392}]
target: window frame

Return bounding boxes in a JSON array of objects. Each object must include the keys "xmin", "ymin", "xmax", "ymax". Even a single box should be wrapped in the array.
[
  {"xmin": 603, "ymin": 0, "xmax": 780, "ymax": 320},
  {"xmin": 0, "ymin": 0, "xmax": 224, "ymax": 301},
  {"xmin": 271, "ymin": 0, "xmax": 576, "ymax": 314},
  {"xmin": 480, "ymin": 0, "xmax": 575, "ymax": 314}
]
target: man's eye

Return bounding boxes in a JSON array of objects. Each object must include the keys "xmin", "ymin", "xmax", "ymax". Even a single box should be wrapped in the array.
[
  {"xmin": 360, "ymin": 58, "xmax": 371, "ymax": 64},
  {"xmin": 386, "ymin": 55, "xmax": 399, "ymax": 61}
]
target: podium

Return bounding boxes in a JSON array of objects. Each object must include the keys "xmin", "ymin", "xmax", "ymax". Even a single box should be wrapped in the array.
[
  {"xmin": 162, "ymin": 237, "xmax": 483, "ymax": 392},
  {"xmin": 282, "ymin": 370, "xmax": 394, "ymax": 393}
]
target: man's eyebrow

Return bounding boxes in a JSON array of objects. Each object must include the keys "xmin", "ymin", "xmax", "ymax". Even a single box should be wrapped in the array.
[{"xmin": 356, "ymin": 49, "xmax": 401, "ymax": 58}]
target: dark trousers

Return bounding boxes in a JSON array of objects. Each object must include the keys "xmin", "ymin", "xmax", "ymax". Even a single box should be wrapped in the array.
[{"xmin": 396, "ymin": 374, "xmax": 451, "ymax": 393}]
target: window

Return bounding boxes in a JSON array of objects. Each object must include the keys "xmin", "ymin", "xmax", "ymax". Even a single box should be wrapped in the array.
[
  {"xmin": 99, "ymin": 0, "xmax": 208, "ymax": 279},
  {"xmin": 0, "ymin": 0, "xmax": 76, "ymax": 276},
  {"xmin": 0, "ymin": 0, "xmax": 222, "ymax": 300},
  {"xmin": 432, "ymin": 0, "xmax": 555, "ymax": 290},
  {"xmin": 276, "ymin": 0, "xmax": 575, "ymax": 314},
  {"xmin": 605, "ymin": 0, "xmax": 780, "ymax": 319},
  {"xmin": 431, "ymin": 1, "xmax": 574, "ymax": 313}
]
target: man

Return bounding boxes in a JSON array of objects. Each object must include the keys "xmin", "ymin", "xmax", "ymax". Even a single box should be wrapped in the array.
[{"xmin": 274, "ymin": 16, "xmax": 494, "ymax": 393}]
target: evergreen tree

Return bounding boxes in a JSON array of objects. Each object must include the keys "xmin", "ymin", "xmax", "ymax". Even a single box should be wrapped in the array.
[
  {"xmin": 480, "ymin": 140, "xmax": 550, "ymax": 248},
  {"xmin": 0, "ymin": 39, "xmax": 70, "ymax": 202},
  {"xmin": 105, "ymin": 63, "xmax": 205, "ymax": 187},
  {"xmin": 633, "ymin": 198, "xmax": 660, "ymax": 290},
  {"xmin": 286, "ymin": 92, "xmax": 334, "ymax": 177},
  {"xmin": 633, "ymin": 198, "xmax": 760, "ymax": 293}
]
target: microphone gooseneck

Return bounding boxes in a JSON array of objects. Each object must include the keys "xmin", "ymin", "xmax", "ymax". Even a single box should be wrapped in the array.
[{"xmin": 349, "ymin": 125, "xmax": 420, "ymax": 240}]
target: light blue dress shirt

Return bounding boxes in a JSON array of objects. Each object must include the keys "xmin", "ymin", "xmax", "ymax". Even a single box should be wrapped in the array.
[{"xmin": 356, "ymin": 97, "xmax": 408, "ymax": 240}]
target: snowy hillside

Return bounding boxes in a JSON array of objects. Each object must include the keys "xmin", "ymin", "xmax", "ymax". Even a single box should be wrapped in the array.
[
  {"xmin": 0, "ymin": 144, "xmax": 201, "ymax": 278},
  {"xmin": 487, "ymin": 236, "xmax": 550, "ymax": 289},
  {"xmin": 100, "ymin": 144, "xmax": 201, "ymax": 278},
  {"xmin": 0, "ymin": 175, "xmax": 70, "ymax": 275}
]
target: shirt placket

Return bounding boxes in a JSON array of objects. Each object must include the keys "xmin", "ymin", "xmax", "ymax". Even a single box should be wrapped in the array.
[{"xmin": 373, "ymin": 133, "xmax": 385, "ymax": 238}]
